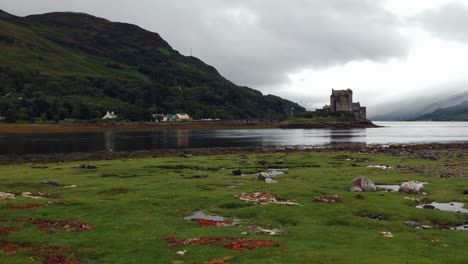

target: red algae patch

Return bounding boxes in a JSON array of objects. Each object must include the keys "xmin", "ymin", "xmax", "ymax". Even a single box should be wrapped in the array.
[
  {"xmin": 0, "ymin": 241, "xmax": 84, "ymax": 264},
  {"xmin": 164, "ymin": 236, "xmax": 282, "ymax": 250},
  {"xmin": 15, "ymin": 218, "xmax": 95, "ymax": 233},
  {"xmin": 10, "ymin": 203, "xmax": 48, "ymax": 211},
  {"xmin": 0, "ymin": 226, "xmax": 18, "ymax": 236},
  {"xmin": 195, "ymin": 219, "xmax": 234, "ymax": 227}
]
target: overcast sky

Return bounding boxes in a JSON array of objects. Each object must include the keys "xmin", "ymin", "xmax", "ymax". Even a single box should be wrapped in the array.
[{"xmin": 2, "ymin": 0, "xmax": 468, "ymax": 114}]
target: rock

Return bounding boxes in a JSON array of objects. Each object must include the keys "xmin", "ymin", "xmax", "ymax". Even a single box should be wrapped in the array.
[
  {"xmin": 257, "ymin": 172, "xmax": 271, "ymax": 180},
  {"xmin": 421, "ymin": 225, "xmax": 433, "ymax": 229},
  {"xmin": 0, "ymin": 192, "xmax": 15, "ymax": 200},
  {"xmin": 40, "ymin": 180, "xmax": 60, "ymax": 186},
  {"xmin": 232, "ymin": 169, "xmax": 243, "ymax": 176},
  {"xmin": 399, "ymin": 181, "xmax": 425, "ymax": 194},
  {"xmin": 179, "ymin": 154, "xmax": 193, "ymax": 158},
  {"xmin": 405, "ymin": 221, "xmax": 421, "ymax": 228},
  {"xmin": 265, "ymin": 178, "xmax": 278, "ymax": 184},
  {"xmin": 350, "ymin": 177, "xmax": 376, "ymax": 192},
  {"xmin": 423, "ymin": 204, "xmax": 436, "ymax": 210},
  {"xmin": 363, "ymin": 215, "xmax": 385, "ymax": 221},
  {"xmin": 259, "ymin": 161, "xmax": 268, "ymax": 165},
  {"xmin": 463, "ymin": 190, "xmax": 468, "ymax": 195}
]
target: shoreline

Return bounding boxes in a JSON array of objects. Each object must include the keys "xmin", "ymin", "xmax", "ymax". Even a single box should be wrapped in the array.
[
  {"xmin": 0, "ymin": 142, "xmax": 465, "ymax": 165},
  {"xmin": 0, "ymin": 120, "xmax": 379, "ymax": 133}
]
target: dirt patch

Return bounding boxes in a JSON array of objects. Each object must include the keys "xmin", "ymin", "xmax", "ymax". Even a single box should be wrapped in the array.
[
  {"xmin": 31, "ymin": 166, "xmax": 48, "ymax": 169},
  {"xmin": 147, "ymin": 165, "xmax": 220, "ymax": 171},
  {"xmin": 312, "ymin": 195, "xmax": 342, "ymax": 203},
  {"xmin": 164, "ymin": 235, "xmax": 282, "ymax": 250},
  {"xmin": 234, "ymin": 192, "xmax": 299, "ymax": 205},
  {"xmin": 10, "ymin": 203, "xmax": 48, "ymax": 211},
  {"xmin": 182, "ymin": 175, "xmax": 208, "ymax": 179},
  {"xmin": 101, "ymin": 174, "xmax": 141, "ymax": 178},
  {"xmin": 99, "ymin": 188, "xmax": 130, "ymax": 195},
  {"xmin": 0, "ymin": 240, "xmax": 84, "ymax": 264},
  {"xmin": 6, "ymin": 182, "xmax": 29, "ymax": 188},
  {"xmin": 202, "ymin": 256, "xmax": 235, "ymax": 264},
  {"xmin": 15, "ymin": 218, "xmax": 95, "ymax": 233},
  {"xmin": 74, "ymin": 164, "xmax": 97, "ymax": 169}
]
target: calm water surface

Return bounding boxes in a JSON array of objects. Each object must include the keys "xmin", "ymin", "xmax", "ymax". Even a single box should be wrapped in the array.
[{"xmin": 0, "ymin": 122, "xmax": 467, "ymax": 155}]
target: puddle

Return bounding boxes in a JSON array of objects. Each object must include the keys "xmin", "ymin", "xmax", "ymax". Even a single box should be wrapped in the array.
[
  {"xmin": 183, "ymin": 211, "xmax": 240, "ymax": 224},
  {"xmin": 453, "ymin": 225, "xmax": 468, "ymax": 231},
  {"xmin": 376, "ymin": 185, "xmax": 400, "ymax": 192},
  {"xmin": 416, "ymin": 202, "xmax": 468, "ymax": 213},
  {"xmin": 367, "ymin": 165, "xmax": 394, "ymax": 169}
]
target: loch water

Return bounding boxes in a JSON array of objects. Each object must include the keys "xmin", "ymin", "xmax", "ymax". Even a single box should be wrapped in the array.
[{"xmin": 0, "ymin": 122, "xmax": 467, "ymax": 155}]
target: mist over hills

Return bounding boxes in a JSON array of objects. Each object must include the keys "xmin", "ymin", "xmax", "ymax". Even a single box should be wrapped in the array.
[
  {"xmin": 0, "ymin": 10, "xmax": 305, "ymax": 121},
  {"xmin": 369, "ymin": 90, "xmax": 468, "ymax": 121}
]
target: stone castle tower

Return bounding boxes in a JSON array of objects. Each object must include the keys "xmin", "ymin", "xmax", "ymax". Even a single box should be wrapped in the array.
[
  {"xmin": 325, "ymin": 89, "xmax": 366, "ymax": 120},
  {"xmin": 330, "ymin": 89, "xmax": 353, "ymax": 112}
]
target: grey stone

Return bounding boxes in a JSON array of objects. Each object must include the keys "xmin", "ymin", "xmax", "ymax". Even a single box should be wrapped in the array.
[
  {"xmin": 399, "ymin": 181, "xmax": 425, "ymax": 194},
  {"xmin": 350, "ymin": 177, "xmax": 376, "ymax": 192},
  {"xmin": 265, "ymin": 178, "xmax": 278, "ymax": 184},
  {"xmin": 257, "ymin": 172, "xmax": 271, "ymax": 180},
  {"xmin": 405, "ymin": 221, "xmax": 421, "ymax": 228}
]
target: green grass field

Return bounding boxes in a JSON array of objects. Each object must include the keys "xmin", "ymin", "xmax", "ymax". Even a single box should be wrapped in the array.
[{"xmin": 0, "ymin": 150, "xmax": 467, "ymax": 263}]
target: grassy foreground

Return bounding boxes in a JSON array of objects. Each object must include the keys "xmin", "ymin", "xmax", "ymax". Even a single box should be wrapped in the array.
[{"xmin": 0, "ymin": 148, "xmax": 467, "ymax": 263}]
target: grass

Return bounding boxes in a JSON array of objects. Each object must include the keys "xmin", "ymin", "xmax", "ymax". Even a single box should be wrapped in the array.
[{"xmin": 0, "ymin": 150, "xmax": 467, "ymax": 263}]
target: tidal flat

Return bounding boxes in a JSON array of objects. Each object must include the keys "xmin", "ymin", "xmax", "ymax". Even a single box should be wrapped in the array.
[{"xmin": 0, "ymin": 145, "xmax": 467, "ymax": 263}]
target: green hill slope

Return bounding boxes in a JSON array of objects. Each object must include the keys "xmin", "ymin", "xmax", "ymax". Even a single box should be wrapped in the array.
[
  {"xmin": 410, "ymin": 101, "xmax": 468, "ymax": 121},
  {"xmin": 0, "ymin": 10, "xmax": 305, "ymax": 122}
]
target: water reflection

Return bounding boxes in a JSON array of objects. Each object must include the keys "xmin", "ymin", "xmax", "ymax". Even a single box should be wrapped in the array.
[{"xmin": 0, "ymin": 122, "xmax": 467, "ymax": 155}]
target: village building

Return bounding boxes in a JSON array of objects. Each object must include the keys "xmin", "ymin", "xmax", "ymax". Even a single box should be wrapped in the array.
[
  {"xmin": 171, "ymin": 113, "xmax": 191, "ymax": 121},
  {"xmin": 102, "ymin": 111, "xmax": 117, "ymax": 120}
]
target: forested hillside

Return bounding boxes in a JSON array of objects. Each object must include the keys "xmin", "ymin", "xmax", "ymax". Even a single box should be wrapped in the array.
[{"xmin": 0, "ymin": 10, "xmax": 305, "ymax": 122}]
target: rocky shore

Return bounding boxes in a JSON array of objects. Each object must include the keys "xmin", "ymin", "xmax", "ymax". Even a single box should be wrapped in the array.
[{"xmin": 0, "ymin": 143, "xmax": 465, "ymax": 165}]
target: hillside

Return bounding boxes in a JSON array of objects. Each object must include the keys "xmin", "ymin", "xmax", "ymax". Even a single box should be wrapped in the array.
[
  {"xmin": 0, "ymin": 10, "xmax": 305, "ymax": 122},
  {"xmin": 410, "ymin": 100, "xmax": 468, "ymax": 121}
]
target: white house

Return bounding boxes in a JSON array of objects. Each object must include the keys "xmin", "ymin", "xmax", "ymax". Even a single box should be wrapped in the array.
[{"xmin": 102, "ymin": 111, "xmax": 117, "ymax": 120}]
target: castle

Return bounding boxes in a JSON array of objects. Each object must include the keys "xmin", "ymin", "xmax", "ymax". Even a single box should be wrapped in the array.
[{"xmin": 322, "ymin": 89, "xmax": 366, "ymax": 120}]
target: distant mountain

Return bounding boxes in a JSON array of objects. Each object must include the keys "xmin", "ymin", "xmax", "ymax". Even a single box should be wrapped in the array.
[
  {"xmin": 0, "ymin": 10, "xmax": 305, "ymax": 121},
  {"xmin": 369, "ymin": 90, "xmax": 468, "ymax": 121},
  {"xmin": 409, "ymin": 100, "xmax": 468, "ymax": 121}
]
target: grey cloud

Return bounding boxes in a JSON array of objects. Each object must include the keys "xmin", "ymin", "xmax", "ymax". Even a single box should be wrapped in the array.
[
  {"xmin": 416, "ymin": 3, "xmax": 468, "ymax": 43},
  {"xmin": 1, "ymin": 0, "xmax": 409, "ymax": 89}
]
